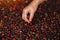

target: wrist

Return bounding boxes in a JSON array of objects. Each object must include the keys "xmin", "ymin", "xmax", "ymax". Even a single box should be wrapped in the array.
[
  {"xmin": 30, "ymin": 0, "xmax": 39, "ymax": 7},
  {"xmin": 33, "ymin": 0, "xmax": 40, "ymax": 5},
  {"xmin": 33, "ymin": 0, "xmax": 47, "ymax": 5}
]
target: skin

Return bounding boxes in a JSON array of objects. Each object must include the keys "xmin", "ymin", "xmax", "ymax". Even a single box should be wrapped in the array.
[{"xmin": 22, "ymin": 0, "xmax": 47, "ymax": 23}]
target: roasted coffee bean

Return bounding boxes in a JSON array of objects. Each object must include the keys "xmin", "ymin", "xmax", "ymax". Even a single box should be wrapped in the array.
[{"xmin": 0, "ymin": 0, "xmax": 60, "ymax": 40}]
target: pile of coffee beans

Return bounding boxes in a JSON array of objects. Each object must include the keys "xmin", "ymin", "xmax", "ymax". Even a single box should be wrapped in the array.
[{"xmin": 0, "ymin": 0, "xmax": 60, "ymax": 40}]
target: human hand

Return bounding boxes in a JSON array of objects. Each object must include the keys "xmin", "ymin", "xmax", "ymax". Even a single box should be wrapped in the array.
[{"xmin": 22, "ymin": 2, "xmax": 38, "ymax": 23}]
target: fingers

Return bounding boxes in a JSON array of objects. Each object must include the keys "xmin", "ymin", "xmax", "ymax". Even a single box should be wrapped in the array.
[
  {"xmin": 22, "ymin": 9, "xmax": 30, "ymax": 23},
  {"xmin": 29, "ymin": 12, "xmax": 34, "ymax": 22},
  {"xmin": 24, "ymin": 13, "xmax": 30, "ymax": 23},
  {"xmin": 22, "ymin": 9, "xmax": 34, "ymax": 23}
]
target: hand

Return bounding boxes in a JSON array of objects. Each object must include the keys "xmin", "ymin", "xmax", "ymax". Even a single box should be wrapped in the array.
[{"xmin": 22, "ymin": 2, "xmax": 38, "ymax": 23}]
